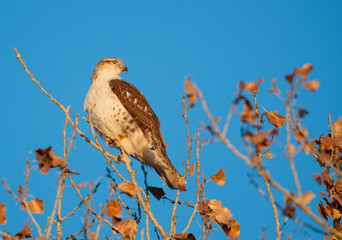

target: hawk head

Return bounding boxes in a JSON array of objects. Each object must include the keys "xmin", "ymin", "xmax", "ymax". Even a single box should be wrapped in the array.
[{"xmin": 91, "ymin": 57, "xmax": 128, "ymax": 83}]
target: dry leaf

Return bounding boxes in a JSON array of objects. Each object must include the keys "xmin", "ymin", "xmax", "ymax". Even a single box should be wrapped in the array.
[
  {"xmin": 77, "ymin": 182, "xmax": 88, "ymax": 188},
  {"xmin": 286, "ymin": 72, "xmax": 295, "ymax": 84},
  {"xmin": 332, "ymin": 117, "xmax": 342, "ymax": 137},
  {"xmin": 295, "ymin": 63, "xmax": 313, "ymax": 79},
  {"xmin": 287, "ymin": 144, "xmax": 295, "ymax": 154},
  {"xmin": 319, "ymin": 191, "xmax": 328, "ymax": 197},
  {"xmin": 262, "ymin": 110, "xmax": 286, "ymax": 128},
  {"xmin": 297, "ymin": 107, "xmax": 309, "ymax": 119},
  {"xmin": 245, "ymin": 129, "xmax": 278, "ymax": 151},
  {"xmin": 269, "ymin": 78, "xmax": 280, "ymax": 94},
  {"xmin": 117, "ymin": 219, "xmax": 137, "ymax": 240},
  {"xmin": 240, "ymin": 102, "xmax": 255, "ymax": 124},
  {"xmin": 178, "ymin": 178, "xmax": 187, "ymax": 192},
  {"xmin": 240, "ymin": 78, "xmax": 263, "ymax": 93},
  {"xmin": 264, "ymin": 153, "xmax": 273, "ymax": 159},
  {"xmin": 298, "ymin": 191, "xmax": 315, "ymax": 206},
  {"xmin": 88, "ymin": 232, "xmax": 98, "ymax": 240},
  {"xmin": 35, "ymin": 146, "xmax": 66, "ymax": 174},
  {"xmin": 15, "ymin": 223, "xmax": 31, "ymax": 238},
  {"xmin": 118, "ymin": 182, "xmax": 137, "ymax": 198},
  {"xmin": 304, "ymin": 80, "xmax": 320, "ymax": 92},
  {"xmin": 23, "ymin": 198, "xmax": 44, "ymax": 214},
  {"xmin": 148, "ymin": 187, "xmax": 165, "ymax": 200},
  {"xmin": 184, "ymin": 76, "xmax": 198, "ymax": 107},
  {"xmin": 212, "ymin": 207, "xmax": 232, "ymax": 226},
  {"xmin": 317, "ymin": 201, "xmax": 328, "ymax": 221},
  {"xmin": 283, "ymin": 193, "xmax": 296, "ymax": 217},
  {"xmin": 189, "ymin": 163, "xmax": 195, "ymax": 177},
  {"xmin": 174, "ymin": 233, "xmax": 196, "ymax": 240},
  {"xmin": 17, "ymin": 185, "xmax": 23, "ymax": 199},
  {"xmin": 222, "ymin": 219, "xmax": 240, "ymax": 240},
  {"xmin": 210, "ymin": 169, "xmax": 225, "ymax": 186},
  {"xmin": 324, "ymin": 205, "xmax": 341, "ymax": 219},
  {"xmin": 173, "ymin": 233, "xmax": 188, "ymax": 240},
  {"xmin": 321, "ymin": 169, "xmax": 334, "ymax": 193},
  {"xmin": 0, "ymin": 203, "xmax": 6, "ymax": 225},
  {"xmin": 198, "ymin": 201, "xmax": 212, "ymax": 230},
  {"xmin": 107, "ymin": 200, "xmax": 123, "ymax": 224},
  {"xmin": 293, "ymin": 128, "xmax": 308, "ymax": 142},
  {"xmin": 336, "ymin": 177, "xmax": 342, "ymax": 193},
  {"xmin": 312, "ymin": 174, "xmax": 322, "ymax": 185}
]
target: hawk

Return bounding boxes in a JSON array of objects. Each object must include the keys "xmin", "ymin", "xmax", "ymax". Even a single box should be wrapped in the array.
[{"xmin": 84, "ymin": 57, "xmax": 184, "ymax": 190}]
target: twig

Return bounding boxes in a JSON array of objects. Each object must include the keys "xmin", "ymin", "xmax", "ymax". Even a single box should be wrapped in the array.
[
  {"xmin": 1, "ymin": 179, "xmax": 42, "ymax": 237},
  {"xmin": 254, "ymin": 91, "xmax": 281, "ymax": 239},
  {"xmin": 183, "ymin": 131, "xmax": 203, "ymax": 233}
]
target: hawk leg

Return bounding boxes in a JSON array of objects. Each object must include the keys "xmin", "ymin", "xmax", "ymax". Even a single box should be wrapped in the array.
[{"xmin": 106, "ymin": 136, "xmax": 128, "ymax": 163}]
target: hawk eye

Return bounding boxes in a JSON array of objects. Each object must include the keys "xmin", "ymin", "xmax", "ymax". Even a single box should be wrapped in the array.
[{"xmin": 113, "ymin": 61, "xmax": 117, "ymax": 64}]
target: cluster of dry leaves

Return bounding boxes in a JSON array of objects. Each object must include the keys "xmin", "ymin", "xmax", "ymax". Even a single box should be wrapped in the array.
[
  {"xmin": 184, "ymin": 63, "xmax": 342, "ymax": 239},
  {"xmin": 313, "ymin": 117, "xmax": 342, "ymax": 239}
]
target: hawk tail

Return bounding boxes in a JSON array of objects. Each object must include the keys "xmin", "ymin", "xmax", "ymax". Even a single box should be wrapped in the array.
[{"xmin": 154, "ymin": 163, "xmax": 186, "ymax": 191}]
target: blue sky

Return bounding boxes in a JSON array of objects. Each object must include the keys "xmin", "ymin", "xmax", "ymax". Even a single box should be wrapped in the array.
[{"xmin": 1, "ymin": 1, "xmax": 342, "ymax": 239}]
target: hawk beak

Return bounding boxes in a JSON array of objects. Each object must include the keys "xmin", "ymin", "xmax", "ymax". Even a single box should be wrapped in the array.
[{"xmin": 122, "ymin": 66, "xmax": 128, "ymax": 72}]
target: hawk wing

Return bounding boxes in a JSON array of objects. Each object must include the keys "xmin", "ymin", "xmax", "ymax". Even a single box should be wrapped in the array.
[{"xmin": 109, "ymin": 79, "xmax": 168, "ymax": 150}]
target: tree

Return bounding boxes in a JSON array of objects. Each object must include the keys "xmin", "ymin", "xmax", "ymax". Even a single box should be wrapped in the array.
[{"xmin": 1, "ymin": 48, "xmax": 341, "ymax": 240}]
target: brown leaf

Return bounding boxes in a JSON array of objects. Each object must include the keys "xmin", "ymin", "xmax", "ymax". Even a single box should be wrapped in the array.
[
  {"xmin": 304, "ymin": 80, "xmax": 320, "ymax": 92},
  {"xmin": 184, "ymin": 75, "xmax": 198, "ymax": 107},
  {"xmin": 286, "ymin": 72, "xmax": 295, "ymax": 84},
  {"xmin": 118, "ymin": 182, "xmax": 137, "ymax": 198},
  {"xmin": 17, "ymin": 185, "xmax": 23, "ymax": 199},
  {"xmin": 293, "ymin": 128, "xmax": 308, "ymax": 142},
  {"xmin": 24, "ymin": 198, "xmax": 44, "ymax": 214},
  {"xmin": 319, "ymin": 191, "xmax": 328, "ymax": 197},
  {"xmin": 245, "ymin": 129, "xmax": 278, "ymax": 151},
  {"xmin": 77, "ymin": 182, "xmax": 88, "ymax": 188},
  {"xmin": 116, "ymin": 219, "xmax": 137, "ymax": 240},
  {"xmin": 333, "ymin": 117, "xmax": 342, "ymax": 137},
  {"xmin": 0, "ymin": 203, "xmax": 6, "ymax": 225},
  {"xmin": 269, "ymin": 78, "xmax": 280, "ymax": 94},
  {"xmin": 212, "ymin": 207, "xmax": 232, "ymax": 226},
  {"xmin": 298, "ymin": 191, "xmax": 315, "ymax": 206},
  {"xmin": 322, "ymin": 169, "xmax": 334, "ymax": 191},
  {"xmin": 107, "ymin": 200, "xmax": 123, "ymax": 224},
  {"xmin": 88, "ymin": 232, "xmax": 98, "ymax": 240},
  {"xmin": 287, "ymin": 144, "xmax": 295, "ymax": 154},
  {"xmin": 297, "ymin": 107, "xmax": 309, "ymax": 119},
  {"xmin": 262, "ymin": 110, "xmax": 286, "ymax": 128},
  {"xmin": 312, "ymin": 173, "xmax": 322, "ymax": 185},
  {"xmin": 332, "ymin": 194, "xmax": 342, "ymax": 207},
  {"xmin": 283, "ymin": 193, "xmax": 296, "ymax": 217},
  {"xmin": 198, "ymin": 201, "xmax": 212, "ymax": 230},
  {"xmin": 240, "ymin": 78, "xmax": 263, "ymax": 93},
  {"xmin": 264, "ymin": 153, "xmax": 273, "ymax": 159},
  {"xmin": 295, "ymin": 63, "xmax": 314, "ymax": 79},
  {"xmin": 210, "ymin": 169, "xmax": 225, "ymax": 186},
  {"xmin": 240, "ymin": 102, "xmax": 255, "ymax": 124},
  {"xmin": 174, "ymin": 233, "xmax": 196, "ymax": 240},
  {"xmin": 148, "ymin": 187, "xmax": 165, "ymax": 200},
  {"xmin": 221, "ymin": 219, "xmax": 240, "ymax": 240},
  {"xmin": 178, "ymin": 178, "xmax": 187, "ymax": 192},
  {"xmin": 173, "ymin": 233, "xmax": 188, "ymax": 240},
  {"xmin": 35, "ymin": 146, "xmax": 66, "ymax": 174},
  {"xmin": 324, "ymin": 205, "xmax": 341, "ymax": 219},
  {"xmin": 336, "ymin": 177, "xmax": 342, "ymax": 193},
  {"xmin": 317, "ymin": 201, "xmax": 328, "ymax": 221},
  {"xmin": 15, "ymin": 223, "xmax": 31, "ymax": 238},
  {"xmin": 189, "ymin": 163, "xmax": 195, "ymax": 177}
]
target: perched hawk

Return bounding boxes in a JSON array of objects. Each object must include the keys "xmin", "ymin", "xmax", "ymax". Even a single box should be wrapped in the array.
[{"xmin": 84, "ymin": 57, "xmax": 184, "ymax": 190}]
